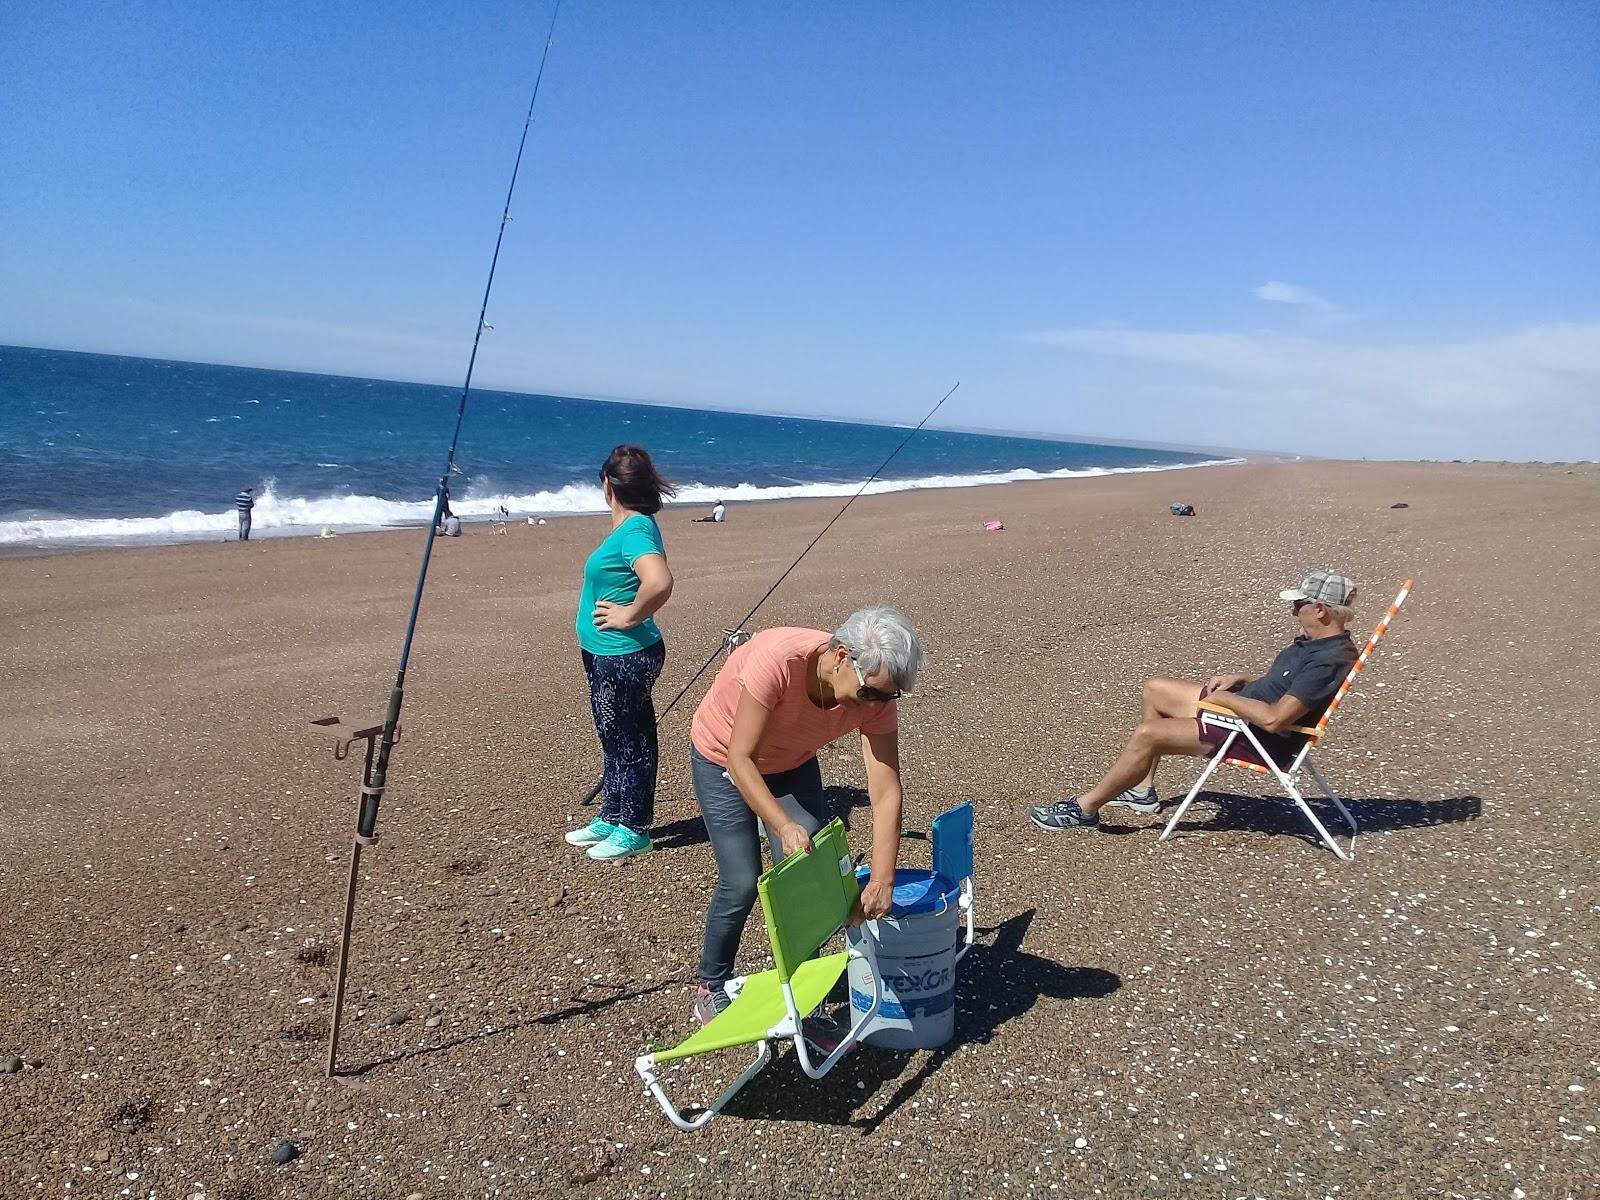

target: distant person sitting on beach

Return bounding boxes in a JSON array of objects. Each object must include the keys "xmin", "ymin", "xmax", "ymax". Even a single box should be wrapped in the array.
[
  {"xmin": 686, "ymin": 606, "xmax": 920, "ymax": 1028},
  {"xmin": 563, "ymin": 445, "xmax": 676, "ymax": 863},
  {"xmin": 234, "ymin": 486, "xmax": 255, "ymax": 541},
  {"xmin": 692, "ymin": 500, "xmax": 727, "ymax": 524},
  {"xmin": 1030, "ymin": 569, "xmax": 1359, "ymax": 832}
]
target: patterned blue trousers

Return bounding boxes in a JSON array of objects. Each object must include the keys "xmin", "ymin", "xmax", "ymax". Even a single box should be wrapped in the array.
[{"xmin": 582, "ymin": 640, "xmax": 666, "ymax": 832}]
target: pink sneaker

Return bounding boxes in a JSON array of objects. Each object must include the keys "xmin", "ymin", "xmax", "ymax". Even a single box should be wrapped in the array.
[
  {"xmin": 693, "ymin": 982, "xmax": 732, "ymax": 1026},
  {"xmin": 800, "ymin": 1014, "xmax": 853, "ymax": 1057}
]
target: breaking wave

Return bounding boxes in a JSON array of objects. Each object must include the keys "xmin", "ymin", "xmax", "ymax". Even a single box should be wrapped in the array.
[{"xmin": 0, "ymin": 459, "xmax": 1239, "ymax": 547}]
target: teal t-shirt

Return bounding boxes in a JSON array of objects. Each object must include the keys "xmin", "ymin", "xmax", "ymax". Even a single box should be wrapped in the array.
[{"xmin": 576, "ymin": 513, "xmax": 667, "ymax": 655}]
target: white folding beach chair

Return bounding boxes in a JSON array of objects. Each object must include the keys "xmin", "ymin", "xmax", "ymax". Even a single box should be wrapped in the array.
[{"xmin": 1160, "ymin": 579, "xmax": 1414, "ymax": 861}]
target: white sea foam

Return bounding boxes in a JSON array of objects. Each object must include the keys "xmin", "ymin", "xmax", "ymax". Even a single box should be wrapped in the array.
[{"xmin": 0, "ymin": 459, "xmax": 1239, "ymax": 547}]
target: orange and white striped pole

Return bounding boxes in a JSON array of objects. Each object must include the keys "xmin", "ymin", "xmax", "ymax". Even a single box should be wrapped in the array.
[{"xmin": 1314, "ymin": 578, "xmax": 1414, "ymax": 736}]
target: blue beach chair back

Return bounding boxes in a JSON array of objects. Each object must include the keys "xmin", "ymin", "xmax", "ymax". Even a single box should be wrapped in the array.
[{"xmin": 931, "ymin": 801, "xmax": 974, "ymax": 886}]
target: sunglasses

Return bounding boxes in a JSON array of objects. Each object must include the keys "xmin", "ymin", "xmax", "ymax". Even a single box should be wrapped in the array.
[{"xmin": 850, "ymin": 658, "xmax": 901, "ymax": 703}]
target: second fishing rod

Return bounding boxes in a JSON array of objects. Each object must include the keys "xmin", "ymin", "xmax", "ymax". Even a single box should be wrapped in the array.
[{"xmin": 581, "ymin": 380, "xmax": 960, "ymax": 805}]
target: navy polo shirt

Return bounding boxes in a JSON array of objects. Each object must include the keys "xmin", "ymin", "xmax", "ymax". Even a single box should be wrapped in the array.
[{"xmin": 1238, "ymin": 632, "xmax": 1358, "ymax": 722}]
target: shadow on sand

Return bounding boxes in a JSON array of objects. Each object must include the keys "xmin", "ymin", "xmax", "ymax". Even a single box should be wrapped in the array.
[
  {"xmin": 1117, "ymin": 792, "xmax": 1483, "ymax": 851},
  {"xmin": 725, "ymin": 908, "xmax": 1118, "ymax": 1130},
  {"xmin": 335, "ymin": 978, "xmax": 681, "ymax": 1078}
]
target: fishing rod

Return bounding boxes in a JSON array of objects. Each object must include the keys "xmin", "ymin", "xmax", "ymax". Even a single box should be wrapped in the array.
[
  {"xmin": 325, "ymin": 1, "xmax": 563, "ymax": 1077},
  {"xmin": 582, "ymin": 379, "xmax": 960, "ymax": 804}
]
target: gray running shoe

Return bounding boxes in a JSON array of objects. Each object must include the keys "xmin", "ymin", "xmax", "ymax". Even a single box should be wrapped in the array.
[
  {"xmin": 1103, "ymin": 785, "xmax": 1161, "ymax": 815},
  {"xmin": 1028, "ymin": 797, "xmax": 1099, "ymax": 831}
]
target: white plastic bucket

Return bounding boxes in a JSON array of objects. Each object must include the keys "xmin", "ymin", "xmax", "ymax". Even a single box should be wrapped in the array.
[{"xmin": 846, "ymin": 868, "xmax": 960, "ymax": 1049}]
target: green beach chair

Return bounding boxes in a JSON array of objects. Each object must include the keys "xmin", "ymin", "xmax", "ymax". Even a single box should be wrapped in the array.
[{"xmin": 635, "ymin": 818, "xmax": 883, "ymax": 1131}]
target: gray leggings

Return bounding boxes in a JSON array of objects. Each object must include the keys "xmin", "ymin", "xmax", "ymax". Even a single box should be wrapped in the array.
[{"xmin": 692, "ymin": 744, "xmax": 826, "ymax": 984}]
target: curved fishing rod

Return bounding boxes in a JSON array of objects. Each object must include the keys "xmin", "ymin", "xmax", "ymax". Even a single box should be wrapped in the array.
[
  {"xmin": 327, "ymin": 1, "xmax": 563, "ymax": 1076},
  {"xmin": 582, "ymin": 379, "xmax": 960, "ymax": 804}
]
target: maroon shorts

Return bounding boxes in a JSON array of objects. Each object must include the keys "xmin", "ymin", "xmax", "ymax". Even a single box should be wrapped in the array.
[{"xmin": 1196, "ymin": 686, "xmax": 1300, "ymax": 769}]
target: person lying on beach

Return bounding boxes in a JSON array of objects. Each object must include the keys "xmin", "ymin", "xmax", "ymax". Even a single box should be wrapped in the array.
[
  {"xmin": 692, "ymin": 500, "xmax": 726, "ymax": 523},
  {"xmin": 687, "ymin": 605, "xmax": 922, "ymax": 1027},
  {"xmin": 1030, "ymin": 569, "xmax": 1359, "ymax": 832}
]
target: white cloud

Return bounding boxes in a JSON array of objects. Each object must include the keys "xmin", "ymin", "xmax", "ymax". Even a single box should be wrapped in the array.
[
  {"xmin": 1021, "ymin": 320, "xmax": 1600, "ymax": 459},
  {"xmin": 1255, "ymin": 280, "xmax": 1341, "ymax": 314}
]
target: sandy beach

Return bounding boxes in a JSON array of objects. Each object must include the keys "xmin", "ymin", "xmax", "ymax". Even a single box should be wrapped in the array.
[{"xmin": 2, "ymin": 459, "xmax": 1597, "ymax": 1199}]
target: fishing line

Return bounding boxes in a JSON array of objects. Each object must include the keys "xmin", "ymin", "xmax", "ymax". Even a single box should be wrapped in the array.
[
  {"xmin": 582, "ymin": 379, "xmax": 960, "ymax": 804},
  {"xmin": 326, "ymin": 0, "xmax": 562, "ymax": 1076}
]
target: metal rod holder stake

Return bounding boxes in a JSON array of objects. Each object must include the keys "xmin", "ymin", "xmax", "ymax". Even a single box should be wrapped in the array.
[{"xmin": 310, "ymin": 717, "xmax": 398, "ymax": 1077}]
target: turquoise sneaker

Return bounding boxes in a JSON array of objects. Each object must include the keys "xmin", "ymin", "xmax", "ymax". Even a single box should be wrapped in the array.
[
  {"xmin": 586, "ymin": 825, "xmax": 653, "ymax": 862},
  {"xmin": 564, "ymin": 818, "xmax": 617, "ymax": 847}
]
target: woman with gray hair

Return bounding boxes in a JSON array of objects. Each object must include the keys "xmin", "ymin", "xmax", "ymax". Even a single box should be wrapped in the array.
[{"xmin": 686, "ymin": 605, "xmax": 923, "ymax": 1026}]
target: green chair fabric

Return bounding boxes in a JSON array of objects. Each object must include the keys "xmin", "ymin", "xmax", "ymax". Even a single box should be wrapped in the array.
[
  {"xmin": 758, "ymin": 819, "xmax": 859, "ymax": 981},
  {"xmin": 652, "ymin": 952, "xmax": 849, "ymax": 1063}
]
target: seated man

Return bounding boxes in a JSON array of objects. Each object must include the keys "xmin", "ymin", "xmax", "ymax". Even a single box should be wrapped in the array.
[{"xmin": 1030, "ymin": 569, "xmax": 1359, "ymax": 832}]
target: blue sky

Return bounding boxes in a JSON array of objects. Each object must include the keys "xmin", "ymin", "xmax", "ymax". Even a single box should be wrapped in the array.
[{"xmin": 3, "ymin": 1, "xmax": 1596, "ymax": 459}]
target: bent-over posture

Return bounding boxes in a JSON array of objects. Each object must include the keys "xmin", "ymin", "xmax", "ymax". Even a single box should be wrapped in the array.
[{"xmin": 688, "ymin": 606, "xmax": 923, "ymax": 1031}]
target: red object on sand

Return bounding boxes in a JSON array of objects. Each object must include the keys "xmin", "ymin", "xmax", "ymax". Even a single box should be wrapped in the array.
[{"xmin": 983, "ymin": 520, "xmax": 1004, "ymax": 532}]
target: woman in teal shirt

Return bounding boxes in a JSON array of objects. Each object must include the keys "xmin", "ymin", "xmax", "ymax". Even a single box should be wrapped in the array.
[{"xmin": 565, "ymin": 444, "xmax": 676, "ymax": 862}]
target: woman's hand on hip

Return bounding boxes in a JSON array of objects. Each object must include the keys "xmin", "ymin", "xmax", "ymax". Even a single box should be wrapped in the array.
[
  {"xmin": 776, "ymin": 822, "xmax": 813, "ymax": 861},
  {"xmin": 592, "ymin": 600, "xmax": 637, "ymax": 630}
]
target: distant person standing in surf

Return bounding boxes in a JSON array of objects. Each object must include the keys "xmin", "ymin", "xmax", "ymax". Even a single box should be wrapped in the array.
[
  {"xmin": 565, "ymin": 445, "xmax": 676, "ymax": 863},
  {"xmin": 235, "ymin": 486, "xmax": 255, "ymax": 541}
]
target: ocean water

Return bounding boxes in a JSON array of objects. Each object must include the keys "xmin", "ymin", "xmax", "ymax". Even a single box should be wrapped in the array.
[{"xmin": 0, "ymin": 345, "xmax": 1228, "ymax": 549}]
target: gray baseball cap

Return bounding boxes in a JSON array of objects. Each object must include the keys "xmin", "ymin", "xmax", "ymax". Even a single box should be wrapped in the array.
[{"xmin": 1280, "ymin": 569, "xmax": 1356, "ymax": 606}]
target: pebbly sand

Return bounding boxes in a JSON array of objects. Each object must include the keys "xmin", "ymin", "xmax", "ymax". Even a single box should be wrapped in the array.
[{"xmin": 2, "ymin": 459, "xmax": 1598, "ymax": 1199}]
